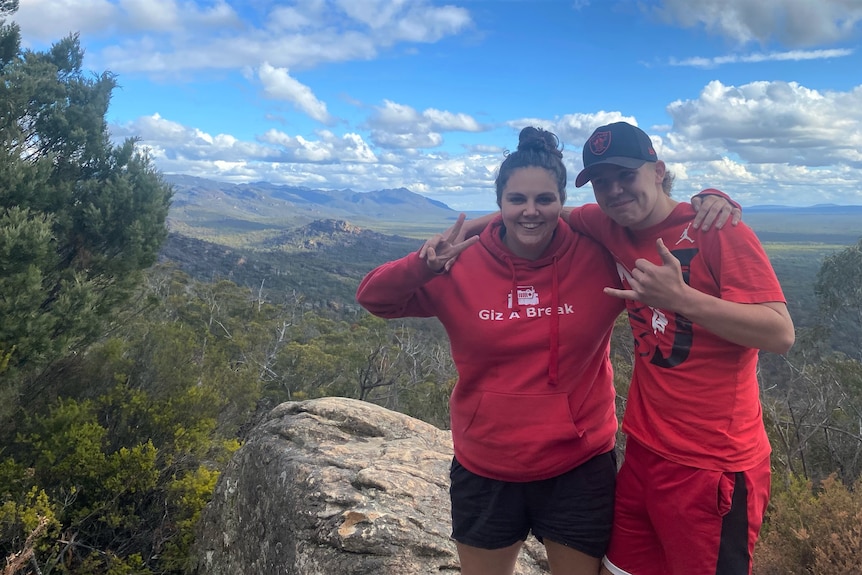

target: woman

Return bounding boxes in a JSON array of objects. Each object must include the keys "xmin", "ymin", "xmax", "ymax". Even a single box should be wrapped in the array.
[{"xmin": 356, "ymin": 127, "xmax": 624, "ymax": 575}]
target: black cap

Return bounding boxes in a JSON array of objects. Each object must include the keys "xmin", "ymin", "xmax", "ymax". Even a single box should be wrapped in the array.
[{"xmin": 575, "ymin": 122, "xmax": 658, "ymax": 187}]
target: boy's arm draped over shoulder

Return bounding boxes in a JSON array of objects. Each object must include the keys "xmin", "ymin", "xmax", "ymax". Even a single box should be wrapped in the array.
[
  {"xmin": 690, "ymin": 189, "xmax": 742, "ymax": 230},
  {"xmin": 563, "ymin": 190, "xmax": 742, "ymax": 238}
]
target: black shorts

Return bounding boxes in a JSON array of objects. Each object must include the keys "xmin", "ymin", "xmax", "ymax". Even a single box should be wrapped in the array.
[{"xmin": 449, "ymin": 450, "xmax": 617, "ymax": 558}]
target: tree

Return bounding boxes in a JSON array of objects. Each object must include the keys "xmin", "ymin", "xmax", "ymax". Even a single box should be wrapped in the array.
[
  {"xmin": 814, "ymin": 237, "xmax": 862, "ymax": 359},
  {"xmin": 0, "ymin": 20, "xmax": 171, "ymax": 417},
  {"xmin": 757, "ymin": 239, "xmax": 862, "ymax": 487}
]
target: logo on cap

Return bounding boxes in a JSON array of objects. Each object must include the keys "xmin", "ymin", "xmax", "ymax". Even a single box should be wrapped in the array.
[{"xmin": 589, "ymin": 131, "xmax": 612, "ymax": 156}]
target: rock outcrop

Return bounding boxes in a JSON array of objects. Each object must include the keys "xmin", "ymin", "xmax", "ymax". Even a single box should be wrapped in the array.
[{"xmin": 194, "ymin": 397, "xmax": 549, "ymax": 574}]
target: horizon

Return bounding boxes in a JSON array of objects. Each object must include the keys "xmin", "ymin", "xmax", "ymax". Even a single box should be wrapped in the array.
[
  {"xmin": 165, "ymin": 174, "xmax": 862, "ymax": 212},
  {"xmin": 11, "ymin": 1, "xmax": 862, "ymax": 211}
]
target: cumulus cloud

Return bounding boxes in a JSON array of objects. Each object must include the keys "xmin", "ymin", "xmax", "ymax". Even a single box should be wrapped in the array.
[
  {"xmin": 112, "ymin": 113, "xmax": 281, "ymax": 162},
  {"xmin": 258, "ymin": 63, "xmax": 333, "ymax": 124},
  {"xmin": 11, "ymin": 0, "xmax": 118, "ymax": 43},
  {"xmin": 259, "ymin": 129, "xmax": 377, "ymax": 163},
  {"xmin": 120, "ymin": 0, "xmax": 183, "ymax": 32},
  {"xmin": 334, "ymin": 0, "xmax": 471, "ymax": 42},
  {"xmin": 12, "ymin": 0, "xmax": 241, "ymax": 43},
  {"xmin": 665, "ymin": 80, "xmax": 862, "ymax": 167},
  {"xmin": 110, "ymin": 75, "xmax": 862, "ymax": 209},
  {"xmin": 624, "ymin": 79, "xmax": 862, "ymax": 205},
  {"xmin": 14, "ymin": 0, "xmax": 471, "ymax": 75},
  {"xmin": 368, "ymin": 100, "xmax": 485, "ymax": 150},
  {"xmin": 654, "ymin": 0, "xmax": 862, "ymax": 46},
  {"xmin": 500, "ymin": 82, "xmax": 862, "ymax": 207},
  {"xmin": 505, "ymin": 112, "xmax": 644, "ymax": 159}
]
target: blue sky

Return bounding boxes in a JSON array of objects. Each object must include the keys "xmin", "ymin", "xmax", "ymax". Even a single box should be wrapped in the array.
[{"xmin": 10, "ymin": 0, "xmax": 862, "ymax": 211}]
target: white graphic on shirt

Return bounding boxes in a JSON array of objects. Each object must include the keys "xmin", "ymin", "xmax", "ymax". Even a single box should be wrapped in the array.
[
  {"xmin": 508, "ymin": 286, "xmax": 539, "ymax": 308},
  {"xmin": 651, "ymin": 307, "xmax": 668, "ymax": 334},
  {"xmin": 616, "ymin": 263, "xmax": 668, "ymax": 334},
  {"xmin": 675, "ymin": 223, "xmax": 695, "ymax": 245},
  {"xmin": 478, "ymin": 286, "xmax": 576, "ymax": 321},
  {"xmin": 616, "ymin": 263, "xmax": 634, "ymax": 287}
]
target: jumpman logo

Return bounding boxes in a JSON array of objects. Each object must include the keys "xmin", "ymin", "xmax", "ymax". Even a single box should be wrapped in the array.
[{"xmin": 675, "ymin": 223, "xmax": 695, "ymax": 245}]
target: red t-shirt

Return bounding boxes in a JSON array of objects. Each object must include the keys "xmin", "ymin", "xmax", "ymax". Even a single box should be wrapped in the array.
[
  {"xmin": 357, "ymin": 217, "xmax": 624, "ymax": 482},
  {"xmin": 570, "ymin": 203, "xmax": 784, "ymax": 471}
]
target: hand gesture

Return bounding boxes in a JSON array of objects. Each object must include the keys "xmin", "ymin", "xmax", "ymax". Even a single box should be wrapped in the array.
[
  {"xmin": 691, "ymin": 194, "xmax": 742, "ymax": 231},
  {"xmin": 603, "ymin": 239, "xmax": 689, "ymax": 310},
  {"xmin": 419, "ymin": 213, "xmax": 480, "ymax": 273}
]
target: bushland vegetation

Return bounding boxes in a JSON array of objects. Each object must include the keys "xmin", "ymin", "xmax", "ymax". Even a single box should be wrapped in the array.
[
  {"xmin": 5, "ymin": 237, "xmax": 860, "ymax": 574},
  {"xmin": 2, "ymin": 4, "xmax": 861, "ymax": 572}
]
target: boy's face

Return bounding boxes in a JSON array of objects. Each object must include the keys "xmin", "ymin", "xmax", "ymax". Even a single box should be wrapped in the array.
[{"xmin": 589, "ymin": 161, "xmax": 672, "ymax": 229}]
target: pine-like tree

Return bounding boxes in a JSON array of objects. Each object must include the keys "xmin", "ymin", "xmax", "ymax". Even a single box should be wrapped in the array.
[{"xmin": 0, "ymin": 11, "xmax": 172, "ymax": 418}]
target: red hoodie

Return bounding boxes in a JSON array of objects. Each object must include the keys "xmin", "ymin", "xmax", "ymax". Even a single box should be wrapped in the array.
[{"xmin": 356, "ymin": 216, "xmax": 624, "ymax": 482}]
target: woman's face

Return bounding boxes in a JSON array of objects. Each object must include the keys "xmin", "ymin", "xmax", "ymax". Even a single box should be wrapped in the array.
[{"xmin": 499, "ymin": 166, "xmax": 562, "ymax": 260}]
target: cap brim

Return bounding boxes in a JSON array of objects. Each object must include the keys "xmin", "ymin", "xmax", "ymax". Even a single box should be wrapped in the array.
[{"xmin": 574, "ymin": 157, "xmax": 650, "ymax": 187}]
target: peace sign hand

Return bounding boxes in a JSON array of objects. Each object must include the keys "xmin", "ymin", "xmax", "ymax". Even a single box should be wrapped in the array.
[{"xmin": 419, "ymin": 213, "xmax": 480, "ymax": 273}]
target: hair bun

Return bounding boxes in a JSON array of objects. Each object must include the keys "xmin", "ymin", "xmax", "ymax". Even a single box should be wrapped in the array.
[{"xmin": 517, "ymin": 127, "xmax": 562, "ymax": 158}]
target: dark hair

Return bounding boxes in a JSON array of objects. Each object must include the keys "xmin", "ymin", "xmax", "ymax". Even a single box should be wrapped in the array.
[{"xmin": 495, "ymin": 127, "xmax": 566, "ymax": 206}]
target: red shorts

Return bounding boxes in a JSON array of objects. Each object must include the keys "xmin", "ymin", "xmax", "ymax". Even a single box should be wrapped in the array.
[{"xmin": 603, "ymin": 438, "xmax": 770, "ymax": 575}]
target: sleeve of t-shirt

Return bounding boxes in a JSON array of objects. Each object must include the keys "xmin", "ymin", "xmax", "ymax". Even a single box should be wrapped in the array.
[
  {"xmin": 702, "ymin": 223, "xmax": 786, "ymax": 305},
  {"xmin": 567, "ymin": 204, "xmax": 611, "ymax": 245}
]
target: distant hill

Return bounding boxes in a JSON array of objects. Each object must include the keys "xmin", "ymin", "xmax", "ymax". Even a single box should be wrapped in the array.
[
  {"xmin": 159, "ymin": 219, "xmax": 423, "ymax": 308},
  {"xmin": 746, "ymin": 204, "xmax": 862, "ymax": 212},
  {"xmin": 164, "ymin": 175, "xmax": 458, "ymax": 241},
  {"xmin": 740, "ymin": 204, "xmax": 862, "ymax": 244}
]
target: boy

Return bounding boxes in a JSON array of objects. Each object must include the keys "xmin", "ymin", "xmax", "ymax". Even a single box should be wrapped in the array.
[{"xmin": 571, "ymin": 121, "xmax": 794, "ymax": 575}]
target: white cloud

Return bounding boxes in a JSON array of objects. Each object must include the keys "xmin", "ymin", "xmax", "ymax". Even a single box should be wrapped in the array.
[
  {"xmin": 669, "ymin": 48, "xmax": 853, "ymax": 68},
  {"xmin": 11, "ymin": 0, "xmax": 118, "ymax": 42},
  {"xmin": 268, "ymin": 1, "xmax": 323, "ymax": 31},
  {"xmin": 665, "ymin": 80, "xmax": 862, "ymax": 167},
  {"xmin": 15, "ymin": 0, "xmax": 471, "ymax": 75},
  {"xmin": 12, "ymin": 0, "xmax": 241, "ymax": 43},
  {"xmin": 655, "ymin": 0, "xmax": 862, "ymax": 46},
  {"xmin": 110, "ymin": 76, "xmax": 862, "ymax": 210},
  {"xmin": 258, "ymin": 63, "xmax": 333, "ymax": 124},
  {"xmin": 119, "ymin": 0, "xmax": 181, "ymax": 32},
  {"xmin": 370, "ymin": 130, "xmax": 444, "ymax": 149},
  {"xmin": 422, "ymin": 109, "xmax": 482, "ymax": 132},
  {"xmin": 259, "ymin": 129, "xmax": 377, "ymax": 163},
  {"xmin": 334, "ymin": 0, "xmax": 471, "ymax": 42},
  {"xmin": 112, "ymin": 113, "xmax": 280, "ymax": 162},
  {"xmin": 500, "ymin": 82, "xmax": 862, "ymax": 207},
  {"xmin": 368, "ymin": 100, "xmax": 485, "ymax": 150}
]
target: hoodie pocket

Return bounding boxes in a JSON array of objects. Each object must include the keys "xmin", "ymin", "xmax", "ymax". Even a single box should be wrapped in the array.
[{"xmin": 463, "ymin": 391, "xmax": 583, "ymax": 470}]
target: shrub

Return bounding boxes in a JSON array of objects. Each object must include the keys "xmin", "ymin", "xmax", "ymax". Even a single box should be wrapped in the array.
[{"xmin": 755, "ymin": 473, "xmax": 862, "ymax": 574}]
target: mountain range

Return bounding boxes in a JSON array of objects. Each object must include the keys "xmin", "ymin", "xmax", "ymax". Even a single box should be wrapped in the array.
[
  {"xmin": 164, "ymin": 175, "xmax": 862, "ymax": 245},
  {"xmin": 165, "ymin": 174, "xmax": 458, "ymax": 231}
]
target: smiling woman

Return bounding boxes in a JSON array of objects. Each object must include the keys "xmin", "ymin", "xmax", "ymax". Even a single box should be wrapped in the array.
[{"xmin": 356, "ymin": 126, "xmax": 626, "ymax": 575}]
